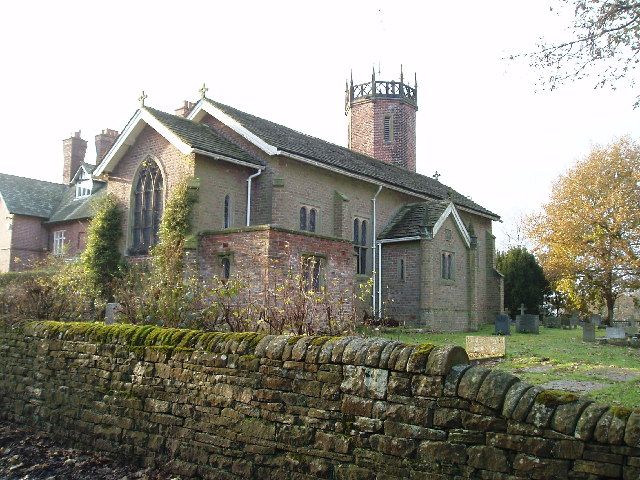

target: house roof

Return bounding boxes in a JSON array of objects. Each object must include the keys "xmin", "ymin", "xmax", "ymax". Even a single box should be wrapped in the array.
[
  {"xmin": 47, "ymin": 182, "xmax": 106, "ymax": 224},
  {"xmin": 200, "ymin": 98, "xmax": 499, "ymax": 220},
  {"xmin": 379, "ymin": 200, "xmax": 449, "ymax": 240},
  {"xmin": 0, "ymin": 173, "xmax": 67, "ymax": 218},
  {"xmin": 144, "ymin": 107, "xmax": 262, "ymax": 166}
]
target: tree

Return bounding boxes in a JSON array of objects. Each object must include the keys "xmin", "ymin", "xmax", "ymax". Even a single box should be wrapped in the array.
[
  {"xmin": 526, "ymin": 1, "xmax": 640, "ymax": 107},
  {"xmin": 81, "ymin": 194, "xmax": 123, "ymax": 301},
  {"xmin": 497, "ymin": 247, "xmax": 549, "ymax": 316},
  {"xmin": 526, "ymin": 137, "xmax": 640, "ymax": 323}
]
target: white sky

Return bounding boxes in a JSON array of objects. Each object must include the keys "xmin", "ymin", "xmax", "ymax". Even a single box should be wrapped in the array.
[{"xmin": 1, "ymin": 1, "xmax": 638, "ymax": 250}]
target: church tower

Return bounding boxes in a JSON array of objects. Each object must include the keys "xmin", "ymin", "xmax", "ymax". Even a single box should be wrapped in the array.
[{"xmin": 346, "ymin": 67, "xmax": 418, "ymax": 172}]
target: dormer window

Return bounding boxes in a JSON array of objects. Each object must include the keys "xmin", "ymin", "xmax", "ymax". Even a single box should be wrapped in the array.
[{"xmin": 75, "ymin": 169, "xmax": 92, "ymax": 199}]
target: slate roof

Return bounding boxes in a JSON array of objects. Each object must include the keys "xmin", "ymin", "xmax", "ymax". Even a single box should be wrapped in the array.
[
  {"xmin": 204, "ymin": 98, "xmax": 499, "ymax": 220},
  {"xmin": 47, "ymin": 182, "xmax": 106, "ymax": 224},
  {"xmin": 379, "ymin": 200, "xmax": 450, "ymax": 240},
  {"xmin": 144, "ymin": 107, "xmax": 263, "ymax": 167},
  {"xmin": 0, "ymin": 173, "xmax": 67, "ymax": 218}
]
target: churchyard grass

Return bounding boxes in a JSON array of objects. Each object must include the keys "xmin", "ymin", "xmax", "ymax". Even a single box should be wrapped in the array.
[{"xmin": 372, "ymin": 324, "xmax": 640, "ymax": 408}]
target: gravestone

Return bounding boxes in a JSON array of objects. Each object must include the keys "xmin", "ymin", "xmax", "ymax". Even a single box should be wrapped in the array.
[
  {"xmin": 583, "ymin": 323, "xmax": 596, "ymax": 342},
  {"xmin": 494, "ymin": 314, "xmax": 511, "ymax": 335},
  {"xmin": 516, "ymin": 314, "xmax": 540, "ymax": 334},
  {"xmin": 544, "ymin": 316, "xmax": 561, "ymax": 328},
  {"xmin": 105, "ymin": 303, "xmax": 120, "ymax": 325},
  {"xmin": 560, "ymin": 315, "xmax": 572, "ymax": 329},
  {"xmin": 606, "ymin": 327, "xmax": 626, "ymax": 339},
  {"xmin": 569, "ymin": 314, "xmax": 579, "ymax": 329},
  {"xmin": 624, "ymin": 320, "xmax": 639, "ymax": 337},
  {"xmin": 465, "ymin": 336, "xmax": 506, "ymax": 359},
  {"xmin": 589, "ymin": 314, "xmax": 603, "ymax": 327}
]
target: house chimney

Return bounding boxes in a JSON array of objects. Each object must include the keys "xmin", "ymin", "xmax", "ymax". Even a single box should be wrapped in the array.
[
  {"xmin": 95, "ymin": 128, "xmax": 119, "ymax": 163},
  {"xmin": 175, "ymin": 100, "xmax": 195, "ymax": 118},
  {"xmin": 62, "ymin": 131, "xmax": 87, "ymax": 184}
]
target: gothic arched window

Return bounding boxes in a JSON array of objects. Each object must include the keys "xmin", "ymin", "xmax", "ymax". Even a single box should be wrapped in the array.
[
  {"xmin": 131, "ymin": 159, "xmax": 163, "ymax": 255},
  {"xmin": 354, "ymin": 218, "xmax": 367, "ymax": 274},
  {"xmin": 224, "ymin": 194, "xmax": 231, "ymax": 228}
]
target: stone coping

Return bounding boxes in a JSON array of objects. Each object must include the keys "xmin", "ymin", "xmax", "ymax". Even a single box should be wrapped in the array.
[
  {"xmin": 20, "ymin": 321, "xmax": 468, "ymax": 377},
  {"xmin": 197, "ymin": 224, "xmax": 352, "ymax": 244}
]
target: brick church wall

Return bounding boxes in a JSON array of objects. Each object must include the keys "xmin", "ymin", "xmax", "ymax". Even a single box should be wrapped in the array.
[
  {"xmin": 267, "ymin": 155, "xmax": 419, "ymax": 276},
  {"xmin": 106, "ymin": 126, "xmax": 195, "ymax": 254},
  {"xmin": 198, "ymin": 226, "xmax": 354, "ymax": 308},
  {"xmin": 193, "ymin": 154, "xmax": 254, "ymax": 231},
  {"xmin": 2, "ymin": 322, "xmax": 639, "ymax": 480},
  {"xmin": 380, "ymin": 241, "xmax": 422, "ymax": 323},
  {"xmin": 429, "ymin": 216, "xmax": 473, "ymax": 331},
  {"xmin": 459, "ymin": 212, "xmax": 503, "ymax": 325},
  {"xmin": 199, "ymin": 114, "xmax": 274, "ymax": 225}
]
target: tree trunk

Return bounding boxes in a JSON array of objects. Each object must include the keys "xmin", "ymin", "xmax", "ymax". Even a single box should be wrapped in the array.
[{"xmin": 605, "ymin": 294, "xmax": 615, "ymax": 326}]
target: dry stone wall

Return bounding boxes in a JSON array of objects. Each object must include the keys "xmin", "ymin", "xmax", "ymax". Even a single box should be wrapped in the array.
[{"xmin": 1, "ymin": 322, "xmax": 639, "ymax": 480}]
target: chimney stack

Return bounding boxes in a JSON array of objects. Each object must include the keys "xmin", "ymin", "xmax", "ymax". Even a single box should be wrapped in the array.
[
  {"xmin": 62, "ymin": 131, "xmax": 87, "ymax": 184},
  {"xmin": 95, "ymin": 128, "xmax": 119, "ymax": 163},
  {"xmin": 175, "ymin": 100, "xmax": 195, "ymax": 118}
]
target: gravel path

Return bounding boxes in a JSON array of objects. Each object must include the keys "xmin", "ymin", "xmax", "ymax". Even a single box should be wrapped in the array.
[{"xmin": 0, "ymin": 420, "xmax": 181, "ymax": 480}]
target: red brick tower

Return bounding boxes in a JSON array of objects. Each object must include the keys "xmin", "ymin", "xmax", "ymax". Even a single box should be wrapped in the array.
[{"xmin": 346, "ymin": 67, "xmax": 418, "ymax": 172}]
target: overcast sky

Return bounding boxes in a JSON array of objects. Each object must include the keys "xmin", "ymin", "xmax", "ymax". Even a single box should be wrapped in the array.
[{"xmin": 1, "ymin": 1, "xmax": 638, "ymax": 249}]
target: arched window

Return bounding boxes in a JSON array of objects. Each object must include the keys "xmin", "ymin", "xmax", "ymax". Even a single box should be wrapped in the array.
[
  {"xmin": 224, "ymin": 194, "xmax": 231, "ymax": 229},
  {"xmin": 441, "ymin": 252, "xmax": 454, "ymax": 280},
  {"xmin": 308, "ymin": 208, "xmax": 317, "ymax": 232},
  {"xmin": 300, "ymin": 206, "xmax": 307, "ymax": 230},
  {"xmin": 354, "ymin": 218, "xmax": 367, "ymax": 274},
  {"xmin": 221, "ymin": 257, "xmax": 231, "ymax": 280},
  {"xmin": 131, "ymin": 159, "xmax": 163, "ymax": 255}
]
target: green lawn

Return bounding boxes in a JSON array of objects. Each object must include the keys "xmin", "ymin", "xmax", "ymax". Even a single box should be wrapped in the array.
[{"xmin": 367, "ymin": 324, "xmax": 640, "ymax": 409}]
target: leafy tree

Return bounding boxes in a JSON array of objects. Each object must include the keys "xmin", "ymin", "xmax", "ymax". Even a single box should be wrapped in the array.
[
  {"xmin": 526, "ymin": 137, "xmax": 640, "ymax": 323},
  {"xmin": 497, "ymin": 247, "xmax": 549, "ymax": 316},
  {"xmin": 81, "ymin": 194, "xmax": 123, "ymax": 301},
  {"xmin": 526, "ymin": 1, "xmax": 640, "ymax": 107}
]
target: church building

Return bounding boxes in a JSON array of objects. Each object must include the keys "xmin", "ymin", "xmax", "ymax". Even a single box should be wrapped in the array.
[{"xmin": 0, "ymin": 71, "xmax": 503, "ymax": 331}]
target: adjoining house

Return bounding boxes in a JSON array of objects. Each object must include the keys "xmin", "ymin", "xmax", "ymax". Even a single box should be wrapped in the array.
[{"xmin": 0, "ymin": 72, "xmax": 503, "ymax": 330}]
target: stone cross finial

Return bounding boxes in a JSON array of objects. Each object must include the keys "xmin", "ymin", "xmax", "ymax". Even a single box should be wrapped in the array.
[
  {"xmin": 433, "ymin": 171, "xmax": 441, "ymax": 181},
  {"xmin": 519, "ymin": 303, "xmax": 526, "ymax": 316},
  {"xmin": 199, "ymin": 83, "xmax": 208, "ymax": 99},
  {"xmin": 138, "ymin": 90, "xmax": 148, "ymax": 107}
]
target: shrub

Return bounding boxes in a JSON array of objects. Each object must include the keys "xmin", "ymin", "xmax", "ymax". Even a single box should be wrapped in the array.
[
  {"xmin": 80, "ymin": 194, "xmax": 123, "ymax": 302},
  {"xmin": 0, "ymin": 257, "xmax": 90, "ymax": 321}
]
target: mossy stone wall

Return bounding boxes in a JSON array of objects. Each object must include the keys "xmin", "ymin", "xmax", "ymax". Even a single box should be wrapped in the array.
[{"xmin": 0, "ymin": 322, "xmax": 639, "ymax": 479}]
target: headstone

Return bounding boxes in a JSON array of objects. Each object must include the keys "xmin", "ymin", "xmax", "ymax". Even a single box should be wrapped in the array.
[
  {"xmin": 465, "ymin": 336, "xmax": 506, "ymax": 359},
  {"xmin": 560, "ymin": 315, "xmax": 572, "ymax": 329},
  {"xmin": 589, "ymin": 314, "xmax": 603, "ymax": 327},
  {"xmin": 544, "ymin": 316, "xmax": 561, "ymax": 328},
  {"xmin": 624, "ymin": 320, "xmax": 639, "ymax": 337},
  {"xmin": 569, "ymin": 314, "xmax": 579, "ymax": 329},
  {"xmin": 516, "ymin": 314, "xmax": 540, "ymax": 334},
  {"xmin": 494, "ymin": 314, "xmax": 511, "ymax": 335},
  {"xmin": 105, "ymin": 302, "xmax": 120, "ymax": 325},
  {"xmin": 519, "ymin": 304, "xmax": 526, "ymax": 316},
  {"xmin": 606, "ymin": 327, "xmax": 626, "ymax": 339},
  {"xmin": 583, "ymin": 323, "xmax": 596, "ymax": 342}
]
